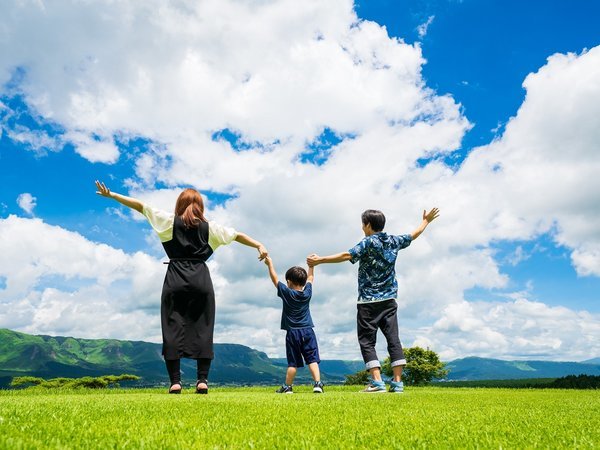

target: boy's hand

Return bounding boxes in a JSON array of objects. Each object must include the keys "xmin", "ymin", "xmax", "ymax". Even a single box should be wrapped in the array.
[
  {"xmin": 306, "ymin": 254, "xmax": 320, "ymax": 267},
  {"xmin": 423, "ymin": 207, "xmax": 440, "ymax": 223},
  {"xmin": 263, "ymin": 256, "xmax": 272, "ymax": 266}
]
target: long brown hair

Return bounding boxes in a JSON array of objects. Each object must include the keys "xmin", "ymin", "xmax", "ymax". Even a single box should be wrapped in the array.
[{"xmin": 175, "ymin": 188, "xmax": 207, "ymax": 228}]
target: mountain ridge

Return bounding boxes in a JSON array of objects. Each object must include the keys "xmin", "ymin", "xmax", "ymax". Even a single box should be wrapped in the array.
[
  {"xmin": 0, "ymin": 328, "xmax": 360, "ymax": 387},
  {"xmin": 2, "ymin": 329, "xmax": 599, "ymax": 386},
  {"xmin": 446, "ymin": 356, "xmax": 600, "ymax": 380}
]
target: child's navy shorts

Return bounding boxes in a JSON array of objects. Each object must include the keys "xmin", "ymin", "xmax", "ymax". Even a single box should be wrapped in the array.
[{"xmin": 285, "ymin": 327, "xmax": 320, "ymax": 368}]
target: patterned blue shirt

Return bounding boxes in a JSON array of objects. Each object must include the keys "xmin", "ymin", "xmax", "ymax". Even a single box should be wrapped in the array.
[{"xmin": 348, "ymin": 232, "xmax": 412, "ymax": 303}]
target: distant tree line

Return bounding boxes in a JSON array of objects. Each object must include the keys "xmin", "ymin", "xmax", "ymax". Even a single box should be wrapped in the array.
[
  {"xmin": 434, "ymin": 374, "xmax": 600, "ymax": 389},
  {"xmin": 434, "ymin": 378, "xmax": 555, "ymax": 388},
  {"xmin": 549, "ymin": 374, "xmax": 600, "ymax": 389},
  {"xmin": 11, "ymin": 374, "xmax": 140, "ymax": 389}
]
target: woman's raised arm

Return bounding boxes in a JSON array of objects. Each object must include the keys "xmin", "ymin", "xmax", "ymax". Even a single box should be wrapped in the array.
[
  {"xmin": 234, "ymin": 232, "xmax": 268, "ymax": 261},
  {"xmin": 95, "ymin": 180, "xmax": 144, "ymax": 214}
]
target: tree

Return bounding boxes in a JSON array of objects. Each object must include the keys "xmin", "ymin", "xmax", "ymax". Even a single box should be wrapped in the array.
[
  {"xmin": 551, "ymin": 374, "xmax": 600, "ymax": 389},
  {"xmin": 382, "ymin": 347, "xmax": 448, "ymax": 385}
]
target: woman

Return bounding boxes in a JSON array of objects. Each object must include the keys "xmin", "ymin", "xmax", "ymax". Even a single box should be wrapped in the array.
[{"xmin": 95, "ymin": 181, "xmax": 267, "ymax": 394}]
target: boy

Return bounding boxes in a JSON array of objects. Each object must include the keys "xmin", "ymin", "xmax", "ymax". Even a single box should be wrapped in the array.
[
  {"xmin": 264, "ymin": 256, "xmax": 324, "ymax": 394},
  {"xmin": 307, "ymin": 208, "xmax": 439, "ymax": 393}
]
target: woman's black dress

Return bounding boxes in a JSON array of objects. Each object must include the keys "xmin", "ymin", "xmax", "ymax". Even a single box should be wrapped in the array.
[{"xmin": 142, "ymin": 205, "xmax": 237, "ymax": 360}]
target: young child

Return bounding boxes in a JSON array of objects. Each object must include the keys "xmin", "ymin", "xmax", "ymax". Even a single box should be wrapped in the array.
[
  {"xmin": 307, "ymin": 208, "xmax": 439, "ymax": 393},
  {"xmin": 264, "ymin": 256, "xmax": 324, "ymax": 394}
]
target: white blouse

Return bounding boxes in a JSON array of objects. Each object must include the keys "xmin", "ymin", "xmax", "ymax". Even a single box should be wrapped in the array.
[{"xmin": 142, "ymin": 205, "xmax": 238, "ymax": 250}]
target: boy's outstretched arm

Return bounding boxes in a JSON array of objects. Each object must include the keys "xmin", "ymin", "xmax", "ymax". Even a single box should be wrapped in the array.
[
  {"xmin": 307, "ymin": 252, "xmax": 352, "ymax": 267},
  {"xmin": 307, "ymin": 265, "xmax": 314, "ymax": 284},
  {"xmin": 263, "ymin": 256, "xmax": 279, "ymax": 288},
  {"xmin": 95, "ymin": 180, "xmax": 144, "ymax": 213},
  {"xmin": 410, "ymin": 207, "xmax": 440, "ymax": 240}
]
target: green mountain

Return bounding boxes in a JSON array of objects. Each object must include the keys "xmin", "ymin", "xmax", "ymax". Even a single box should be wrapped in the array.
[
  {"xmin": 0, "ymin": 328, "xmax": 285, "ymax": 387},
  {"xmin": 0, "ymin": 329, "xmax": 358, "ymax": 387},
  {"xmin": 4, "ymin": 329, "xmax": 599, "ymax": 387},
  {"xmin": 582, "ymin": 357, "xmax": 600, "ymax": 365},
  {"xmin": 446, "ymin": 356, "xmax": 600, "ymax": 380}
]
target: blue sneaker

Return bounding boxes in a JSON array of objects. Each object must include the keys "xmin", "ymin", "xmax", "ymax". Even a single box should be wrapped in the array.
[
  {"xmin": 389, "ymin": 380, "xmax": 404, "ymax": 394},
  {"xmin": 361, "ymin": 380, "xmax": 386, "ymax": 393}
]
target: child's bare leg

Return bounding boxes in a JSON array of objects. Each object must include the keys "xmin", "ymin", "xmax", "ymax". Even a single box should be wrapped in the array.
[
  {"xmin": 369, "ymin": 367, "xmax": 383, "ymax": 382},
  {"xmin": 392, "ymin": 365, "xmax": 403, "ymax": 382},
  {"xmin": 308, "ymin": 362, "xmax": 320, "ymax": 382},
  {"xmin": 285, "ymin": 367, "xmax": 297, "ymax": 385}
]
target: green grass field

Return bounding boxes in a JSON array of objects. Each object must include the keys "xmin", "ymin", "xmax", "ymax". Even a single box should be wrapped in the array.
[{"xmin": 1, "ymin": 386, "xmax": 599, "ymax": 449}]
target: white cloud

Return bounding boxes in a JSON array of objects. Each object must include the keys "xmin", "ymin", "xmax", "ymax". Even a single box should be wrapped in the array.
[
  {"xmin": 64, "ymin": 131, "xmax": 120, "ymax": 164},
  {"xmin": 423, "ymin": 298, "xmax": 600, "ymax": 361},
  {"xmin": 16, "ymin": 193, "xmax": 37, "ymax": 215},
  {"xmin": 5, "ymin": 126, "xmax": 62, "ymax": 154},
  {"xmin": 0, "ymin": 215, "xmax": 164, "ymax": 341},
  {"xmin": 447, "ymin": 47, "xmax": 600, "ymax": 276},
  {"xmin": 0, "ymin": 1, "xmax": 598, "ymax": 361},
  {"xmin": 417, "ymin": 15, "xmax": 435, "ymax": 39}
]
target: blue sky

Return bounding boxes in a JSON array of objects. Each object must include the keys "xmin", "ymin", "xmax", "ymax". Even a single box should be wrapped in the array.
[{"xmin": 0, "ymin": 0, "xmax": 599, "ymax": 361}]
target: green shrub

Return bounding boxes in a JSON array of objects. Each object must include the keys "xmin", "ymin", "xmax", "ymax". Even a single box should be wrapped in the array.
[
  {"xmin": 344, "ymin": 370, "xmax": 370, "ymax": 385},
  {"xmin": 10, "ymin": 374, "xmax": 140, "ymax": 389}
]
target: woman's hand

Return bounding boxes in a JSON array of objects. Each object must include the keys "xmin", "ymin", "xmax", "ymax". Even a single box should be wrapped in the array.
[
  {"xmin": 95, "ymin": 180, "xmax": 113, "ymax": 198},
  {"xmin": 94, "ymin": 180, "xmax": 144, "ymax": 213},
  {"xmin": 306, "ymin": 253, "xmax": 321, "ymax": 267},
  {"xmin": 257, "ymin": 244, "xmax": 268, "ymax": 261}
]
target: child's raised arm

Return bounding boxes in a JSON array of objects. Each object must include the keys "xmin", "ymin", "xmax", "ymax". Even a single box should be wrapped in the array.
[
  {"xmin": 306, "ymin": 252, "xmax": 352, "ymax": 267},
  {"xmin": 263, "ymin": 256, "xmax": 279, "ymax": 288},
  {"xmin": 95, "ymin": 180, "xmax": 144, "ymax": 213},
  {"xmin": 307, "ymin": 265, "xmax": 314, "ymax": 284},
  {"xmin": 410, "ymin": 207, "xmax": 440, "ymax": 240}
]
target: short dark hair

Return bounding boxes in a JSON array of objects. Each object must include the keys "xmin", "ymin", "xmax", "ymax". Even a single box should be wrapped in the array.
[
  {"xmin": 361, "ymin": 209, "xmax": 386, "ymax": 232},
  {"xmin": 285, "ymin": 266, "xmax": 308, "ymax": 287}
]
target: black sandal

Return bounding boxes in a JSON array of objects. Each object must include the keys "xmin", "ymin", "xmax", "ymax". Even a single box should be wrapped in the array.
[
  {"xmin": 196, "ymin": 380, "xmax": 208, "ymax": 394},
  {"xmin": 169, "ymin": 383, "xmax": 182, "ymax": 394}
]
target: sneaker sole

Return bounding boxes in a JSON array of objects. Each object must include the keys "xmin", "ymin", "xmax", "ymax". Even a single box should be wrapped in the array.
[
  {"xmin": 360, "ymin": 389, "xmax": 387, "ymax": 394},
  {"xmin": 313, "ymin": 388, "xmax": 323, "ymax": 393}
]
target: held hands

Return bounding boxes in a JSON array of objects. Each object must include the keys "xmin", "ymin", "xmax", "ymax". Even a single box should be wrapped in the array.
[
  {"xmin": 423, "ymin": 207, "xmax": 440, "ymax": 223},
  {"xmin": 257, "ymin": 244, "xmax": 268, "ymax": 261},
  {"xmin": 95, "ymin": 180, "xmax": 112, "ymax": 198},
  {"xmin": 306, "ymin": 253, "xmax": 320, "ymax": 267}
]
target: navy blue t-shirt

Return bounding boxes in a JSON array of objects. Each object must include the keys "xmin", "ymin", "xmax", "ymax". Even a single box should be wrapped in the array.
[{"xmin": 277, "ymin": 281, "xmax": 314, "ymax": 330}]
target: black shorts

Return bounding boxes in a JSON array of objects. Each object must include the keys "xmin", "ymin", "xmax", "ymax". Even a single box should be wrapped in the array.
[
  {"xmin": 357, "ymin": 299, "xmax": 405, "ymax": 369},
  {"xmin": 285, "ymin": 328, "xmax": 320, "ymax": 368}
]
